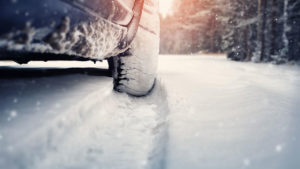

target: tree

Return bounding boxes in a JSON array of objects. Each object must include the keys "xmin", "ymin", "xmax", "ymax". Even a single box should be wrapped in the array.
[
  {"xmin": 227, "ymin": 0, "xmax": 300, "ymax": 63},
  {"xmin": 160, "ymin": 0, "xmax": 231, "ymax": 54}
]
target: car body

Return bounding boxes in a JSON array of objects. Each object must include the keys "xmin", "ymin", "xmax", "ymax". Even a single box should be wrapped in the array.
[{"xmin": 0, "ymin": 0, "xmax": 160, "ymax": 96}]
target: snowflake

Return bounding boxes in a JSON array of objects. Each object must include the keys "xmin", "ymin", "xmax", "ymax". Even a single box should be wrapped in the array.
[
  {"xmin": 36, "ymin": 101, "xmax": 41, "ymax": 106},
  {"xmin": 243, "ymin": 158, "xmax": 250, "ymax": 166},
  {"xmin": 13, "ymin": 98, "xmax": 18, "ymax": 103},
  {"xmin": 194, "ymin": 132, "xmax": 200, "ymax": 137},
  {"xmin": 275, "ymin": 144, "xmax": 283, "ymax": 152},
  {"xmin": 10, "ymin": 110, "xmax": 17, "ymax": 117},
  {"xmin": 7, "ymin": 110, "xmax": 18, "ymax": 121},
  {"xmin": 140, "ymin": 160, "xmax": 148, "ymax": 166},
  {"xmin": 55, "ymin": 103, "xmax": 61, "ymax": 109}
]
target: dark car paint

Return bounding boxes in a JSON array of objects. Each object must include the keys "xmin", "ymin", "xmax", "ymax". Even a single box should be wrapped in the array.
[{"xmin": 0, "ymin": 0, "xmax": 135, "ymax": 34}]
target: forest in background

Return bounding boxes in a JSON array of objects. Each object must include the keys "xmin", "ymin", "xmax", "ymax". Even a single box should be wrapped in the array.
[{"xmin": 160, "ymin": 0, "xmax": 300, "ymax": 63}]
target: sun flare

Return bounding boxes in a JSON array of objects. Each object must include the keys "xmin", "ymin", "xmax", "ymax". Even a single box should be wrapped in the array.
[{"xmin": 159, "ymin": 0, "xmax": 174, "ymax": 17}]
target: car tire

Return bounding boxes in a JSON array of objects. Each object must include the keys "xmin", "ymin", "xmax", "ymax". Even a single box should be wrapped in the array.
[{"xmin": 111, "ymin": 27, "xmax": 159, "ymax": 96}]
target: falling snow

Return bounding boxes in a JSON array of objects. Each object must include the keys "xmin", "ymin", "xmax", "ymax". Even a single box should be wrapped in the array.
[
  {"xmin": 276, "ymin": 144, "xmax": 283, "ymax": 153},
  {"xmin": 243, "ymin": 158, "xmax": 250, "ymax": 166},
  {"xmin": 13, "ymin": 98, "xmax": 18, "ymax": 103},
  {"xmin": 7, "ymin": 110, "xmax": 18, "ymax": 121}
]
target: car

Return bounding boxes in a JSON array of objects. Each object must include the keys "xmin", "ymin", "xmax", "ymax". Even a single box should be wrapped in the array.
[{"xmin": 0, "ymin": 0, "xmax": 160, "ymax": 96}]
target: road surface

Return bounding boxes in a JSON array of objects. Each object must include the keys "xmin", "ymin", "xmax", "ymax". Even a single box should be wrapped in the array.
[{"xmin": 0, "ymin": 55, "xmax": 299, "ymax": 169}]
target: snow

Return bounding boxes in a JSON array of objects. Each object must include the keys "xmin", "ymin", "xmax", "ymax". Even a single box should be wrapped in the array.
[
  {"xmin": 160, "ymin": 55, "xmax": 300, "ymax": 169},
  {"xmin": 1, "ymin": 54, "xmax": 300, "ymax": 169},
  {"xmin": 0, "ymin": 17, "xmax": 126, "ymax": 60}
]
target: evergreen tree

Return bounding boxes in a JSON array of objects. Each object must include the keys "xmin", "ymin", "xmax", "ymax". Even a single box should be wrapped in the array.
[{"xmin": 227, "ymin": 0, "xmax": 300, "ymax": 63}]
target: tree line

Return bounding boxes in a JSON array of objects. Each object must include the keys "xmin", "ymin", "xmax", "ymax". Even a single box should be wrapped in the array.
[{"xmin": 160, "ymin": 0, "xmax": 300, "ymax": 63}]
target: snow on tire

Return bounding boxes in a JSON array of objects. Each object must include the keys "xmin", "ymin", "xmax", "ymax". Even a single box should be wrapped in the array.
[{"xmin": 112, "ymin": 27, "xmax": 159, "ymax": 96}]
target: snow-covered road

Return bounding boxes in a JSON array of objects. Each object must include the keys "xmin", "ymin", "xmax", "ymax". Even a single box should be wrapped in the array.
[
  {"xmin": 0, "ymin": 55, "xmax": 300, "ymax": 169},
  {"xmin": 159, "ymin": 55, "xmax": 300, "ymax": 169}
]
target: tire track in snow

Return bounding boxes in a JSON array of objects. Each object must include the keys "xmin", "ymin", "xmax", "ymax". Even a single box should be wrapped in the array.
[
  {"xmin": 145, "ymin": 81, "xmax": 170, "ymax": 169},
  {"xmin": 0, "ymin": 81, "xmax": 170, "ymax": 169}
]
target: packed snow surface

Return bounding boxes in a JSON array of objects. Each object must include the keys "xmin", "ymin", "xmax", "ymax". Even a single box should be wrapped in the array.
[{"xmin": 0, "ymin": 55, "xmax": 300, "ymax": 169}]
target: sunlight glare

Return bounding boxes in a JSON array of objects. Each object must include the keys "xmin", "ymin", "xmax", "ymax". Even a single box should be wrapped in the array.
[{"xmin": 159, "ymin": 0, "xmax": 174, "ymax": 17}]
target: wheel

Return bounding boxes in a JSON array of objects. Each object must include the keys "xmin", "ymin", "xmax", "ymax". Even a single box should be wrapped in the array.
[
  {"xmin": 111, "ymin": 26, "xmax": 159, "ymax": 96},
  {"xmin": 107, "ymin": 57, "xmax": 115, "ymax": 77},
  {"xmin": 109, "ymin": 0, "xmax": 159, "ymax": 97}
]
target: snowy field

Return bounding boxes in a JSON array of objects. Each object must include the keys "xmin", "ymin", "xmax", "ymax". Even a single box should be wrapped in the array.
[{"xmin": 0, "ymin": 54, "xmax": 300, "ymax": 169}]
